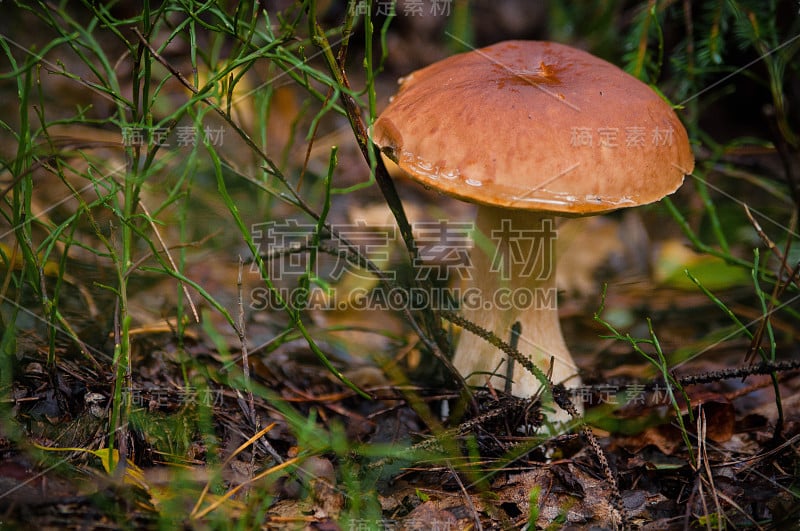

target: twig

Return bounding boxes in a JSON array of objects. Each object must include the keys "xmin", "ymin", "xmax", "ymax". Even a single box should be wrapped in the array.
[
  {"xmin": 743, "ymin": 205, "xmax": 800, "ymax": 291},
  {"xmin": 447, "ymin": 459, "xmax": 483, "ymax": 531},
  {"xmin": 236, "ymin": 257, "xmax": 257, "ymax": 427},
  {"xmin": 440, "ymin": 310, "xmax": 552, "ymax": 408},
  {"xmin": 505, "ymin": 322, "xmax": 521, "ymax": 394},
  {"xmin": 553, "ymin": 385, "xmax": 628, "ymax": 529},
  {"xmin": 675, "ymin": 359, "xmax": 800, "ymax": 386},
  {"xmin": 137, "ymin": 200, "xmax": 200, "ymax": 323},
  {"xmin": 307, "ymin": 6, "xmax": 461, "ymax": 401}
]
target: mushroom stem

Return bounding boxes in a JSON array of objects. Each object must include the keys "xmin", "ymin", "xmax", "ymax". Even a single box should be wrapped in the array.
[{"xmin": 452, "ymin": 206, "xmax": 582, "ymax": 415}]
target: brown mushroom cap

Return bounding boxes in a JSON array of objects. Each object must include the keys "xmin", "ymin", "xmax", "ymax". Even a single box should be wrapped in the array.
[{"xmin": 372, "ymin": 40, "xmax": 694, "ymax": 215}]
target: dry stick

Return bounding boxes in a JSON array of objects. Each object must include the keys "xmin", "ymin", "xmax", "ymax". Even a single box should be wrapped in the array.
[
  {"xmin": 342, "ymin": 90, "xmax": 453, "ymax": 361},
  {"xmin": 552, "ymin": 386, "xmax": 627, "ymax": 529},
  {"xmin": 505, "ymin": 322, "xmax": 521, "ymax": 395},
  {"xmin": 700, "ymin": 410, "xmax": 730, "ymax": 528},
  {"xmin": 440, "ymin": 311, "xmax": 551, "ymax": 403},
  {"xmin": 440, "ymin": 310, "xmax": 629, "ymax": 528},
  {"xmin": 676, "ymin": 359, "xmax": 800, "ymax": 386},
  {"xmin": 315, "ymin": 3, "xmax": 449, "ymax": 359},
  {"xmin": 742, "ymin": 205, "xmax": 798, "ymax": 286},
  {"xmin": 694, "ymin": 409, "xmax": 718, "ymax": 528},
  {"xmin": 138, "ymin": 200, "xmax": 200, "ymax": 323},
  {"xmin": 141, "ymin": 199, "xmax": 264, "ymax": 447},
  {"xmin": 236, "ymin": 258, "xmax": 257, "ymax": 428},
  {"xmin": 743, "ymin": 206, "xmax": 800, "ymax": 362},
  {"xmin": 447, "ymin": 459, "xmax": 484, "ymax": 531},
  {"xmin": 742, "ymin": 205, "xmax": 798, "ymax": 435},
  {"xmin": 743, "ymin": 204, "xmax": 800, "ymax": 309},
  {"xmin": 690, "ymin": 409, "xmax": 762, "ymax": 528},
  {"xmin": 234, "ymin": 258, "xmax": 284, "ymax": 469},
  {"xmin": 110, "ymin": 292, "xmax": 129, "ymax": 480},
  {"xmin": 308, "ymin": 21, "xmax": 472, "ymax": 406}
]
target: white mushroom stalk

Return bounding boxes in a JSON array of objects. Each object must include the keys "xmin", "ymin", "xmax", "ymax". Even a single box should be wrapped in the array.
[{"xmin": 452, "ymin": 207, "xmax": 580, "ymax": 406}]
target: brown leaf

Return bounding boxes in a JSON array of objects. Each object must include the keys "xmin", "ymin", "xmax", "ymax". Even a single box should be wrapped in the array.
[
  {"xmin": 616, "ymin": 424, "xmax": 684, "ymax": 455},
  {"xmin": 691, "ymin": 394, "xmax": 736, "ymax": 443}
]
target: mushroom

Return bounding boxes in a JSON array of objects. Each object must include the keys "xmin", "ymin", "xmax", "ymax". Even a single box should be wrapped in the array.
[{"xmin": 372, "ymin": 41, "xmax": 694, "ymax": 420}]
